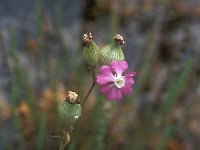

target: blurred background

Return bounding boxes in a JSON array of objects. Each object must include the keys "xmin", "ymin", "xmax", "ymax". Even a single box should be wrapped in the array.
[{"xmin": 0, "ymin": 0, "xmax": 200, "ymax": 149}]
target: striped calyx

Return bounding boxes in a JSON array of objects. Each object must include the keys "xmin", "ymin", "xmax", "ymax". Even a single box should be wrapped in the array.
[
  {"xmin": 58, "ymin": 100, "xmax": 82, "ymax": 128},
  {"xmin": 100, "ymin": 34, "xmax": 125, "ymax": 66},
  {"xmin": 83, "ymin": 32, "xmax": 100, "ymax": 68}
]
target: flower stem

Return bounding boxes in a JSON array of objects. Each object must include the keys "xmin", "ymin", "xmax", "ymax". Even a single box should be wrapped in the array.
[
  {"xmin": 59, "ymin": 134, "xmax": 65, "ymax": 150},
  {"xmin": 82, "ymin": 81, "xmax": 96, "ymax": 106},
  {"xmin": 58, "ymin": 129, "xmax": 71, "ymax": 150}
]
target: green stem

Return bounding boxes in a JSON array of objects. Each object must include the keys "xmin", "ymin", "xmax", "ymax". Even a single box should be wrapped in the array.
[
  {"xmin": 81, "ymin": 81, "xmax": 96, "ymax": 106},
  {"xmin": 59, "ymin": 132, "xmax": 65, "ymax": 150},
  {"xmin": 59, "ymin": 129, "xmax": 70, "ymax": 150}
]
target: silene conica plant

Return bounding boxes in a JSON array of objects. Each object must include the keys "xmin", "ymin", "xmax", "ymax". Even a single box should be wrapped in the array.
[{"xmin": 57, "ymin": 32, "xmax": 136, "ymax": 150}]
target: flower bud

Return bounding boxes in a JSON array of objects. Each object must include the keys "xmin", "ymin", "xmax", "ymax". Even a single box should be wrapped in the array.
[
  {"xmin": 100, "ymin": 34, "xmax": 125, "ymax": 66},
  {"xmin": 83, "ymin": 32, "xmax": 100, "ymax": 68},
  {"xmin": 58, "ymin": 91, "xmax": 82, "ymax": 128}
]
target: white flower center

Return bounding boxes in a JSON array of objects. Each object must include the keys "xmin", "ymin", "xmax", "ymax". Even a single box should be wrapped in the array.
[{"xmin": 113, "ymin": 74, "xmax": 125, "ymax": 88}]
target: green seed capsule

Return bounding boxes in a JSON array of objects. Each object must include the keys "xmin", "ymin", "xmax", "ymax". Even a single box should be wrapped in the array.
[
  {"xmin": 100, "ymin": 34, "xmax": 125, "ymax": 66},
  {"xmin": 83, "ymin": 32, "xmax": 100, "ymax": 68},
  {"xmin": 58, "ymin": 100, "xmax": 82, "ymax": 128}
]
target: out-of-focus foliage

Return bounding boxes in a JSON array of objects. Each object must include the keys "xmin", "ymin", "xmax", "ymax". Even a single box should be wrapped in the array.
[{"xmin": 0, "ymin": 0, "xmax": 200, "ymax": 149}]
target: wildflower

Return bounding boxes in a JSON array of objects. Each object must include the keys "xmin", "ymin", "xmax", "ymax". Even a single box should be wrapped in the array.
[{"xmin": 96, "ymin": 61, "xmax": 136, "ymax": 101}]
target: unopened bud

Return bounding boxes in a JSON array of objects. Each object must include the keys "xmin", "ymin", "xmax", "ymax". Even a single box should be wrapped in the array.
[
  {"xmin": 83, "ymin": 32, "xmax": 100, "ymax": 68},
  {"xmin": 100, "ymin": 34, "xmax": 125, "ymax": 66},
  {"xmin": 58, "ymin": 91, "xmax": 82, "ymax": 128}
]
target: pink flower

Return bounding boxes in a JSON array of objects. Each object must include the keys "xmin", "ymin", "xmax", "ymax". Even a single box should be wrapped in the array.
[{"xmin": 96, "ymin": 60, "xmax": 136, "ymax": 101}]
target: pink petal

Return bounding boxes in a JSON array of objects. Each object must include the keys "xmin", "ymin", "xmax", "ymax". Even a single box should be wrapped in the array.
[
  {"xmin": 121, "ymin": 72, "xmax": 136, "ymax": 95},
  {"xmin": 124, "ymin": 72, "xmax": 136, "ymax": 87},
  {"xmin": 126, "ymin": 72, "xmax": 136, "ymax": 77},
  {"xmin": 99, "ymin": 66, "xmax": 113, "ymax": 76},
  {"xmin": 110, "ymin": 61, "xmax": 128, "ymax": 75},
  {"xmin": 96, "ymin": 74, "xmax": 113, "ymax": 86},
  {"xmin": 96, "ymin": 65, "xmax": 115, "ymax": 86},
  {"xmin": 122, "ymin": 85, "xmax": 132, "ymax": 95},
  {"xmin": 99, "ymin": 84, "xmax": 114, "ymax": 94},
  {"xmin": 107, "ymin": 87, "xmax": 123, "ymax": 101}
]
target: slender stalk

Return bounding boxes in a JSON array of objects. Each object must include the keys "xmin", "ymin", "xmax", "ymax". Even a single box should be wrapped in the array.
[
  {"xmin": 59, "ymin": 132, "xmax": 65, "ymax": 150},
  {"xmin": 82, "ymin": 81, "xmax": 96, "ymax": 106}
]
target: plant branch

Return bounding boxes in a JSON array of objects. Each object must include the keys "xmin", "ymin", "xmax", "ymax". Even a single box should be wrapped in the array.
[{"xmin": 82, "ymin": 81, "xmax": 96, "ymax": 106}]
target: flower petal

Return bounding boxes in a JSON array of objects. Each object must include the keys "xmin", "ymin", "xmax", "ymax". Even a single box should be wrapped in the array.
[
  {"xmin": 99, "ymin": 65, "xmax": 113, "ymax": 76},
  {"xmin": 107, "ymin": 87, "xmax": 123, "ymax": 101},
  {"xmin": 126, "ymin": 72, "xmax": 136, "ymax": 77},
  {"xmin": 96, "ymin": 65, "xmax": 115, "ymax": 86},
  {"xmin": 121, "ymin": 72, "xmax": 136, "ymax": 95},
  {"xmin": 110, "ymin": 61, "xmax": 128, "ymax": 75},
  {"xmin": 122, "ymin": 85, "xmax": 132, "ymax": 95},
  {"xmin": 96, "ymin": 74, "xmax": 113, "ymax": 86},
  {"xmin": 124, "ymin": 72, "xmax": 136, "ymax": 87},
  {"xmin": 99, "ymin": 84, "xmax": 114, "ymax": 94}
]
